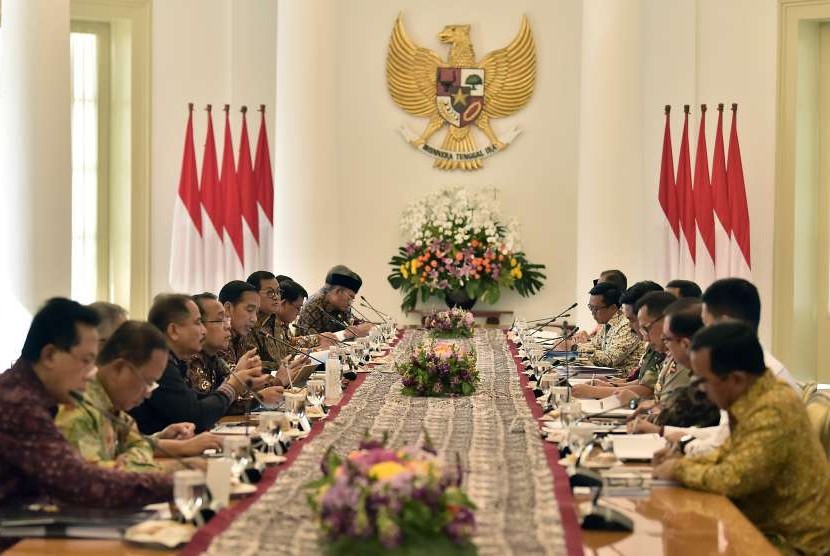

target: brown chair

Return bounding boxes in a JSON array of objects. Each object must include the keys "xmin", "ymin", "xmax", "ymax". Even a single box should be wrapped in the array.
[
  {"xmin": 799, "ymin": 380, "xmax": 817, "ymax": 403},
  {"xmin": 805, "ymin": 390, "xmax": 830, "ymax": 458}
]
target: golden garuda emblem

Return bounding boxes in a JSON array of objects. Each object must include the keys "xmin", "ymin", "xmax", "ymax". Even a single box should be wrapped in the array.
[{"xmin": 387, "ymin": 14, "xmax": 536, "ymax": 170}]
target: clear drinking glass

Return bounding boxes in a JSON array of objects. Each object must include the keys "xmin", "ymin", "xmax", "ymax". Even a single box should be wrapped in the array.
[
  {"xmin": 223, "ymin": 436, "xmax": 252, "ymax": 481},
  {"xmin": 257, "ymin": 411, "xmax": 283, "ymax": 454},
  {"xmin": 559, "ymin": 400, "xmax": 583, "ymax": 428},
  {"xmin": 173, "ymin": 469, "xmax": 207, "ymax": 524},
  {"xmin": 306, "ymin": 379, "xmax": 325, "ymax": 409},
  {"xmin": 284, "ymin": 391, "xmax": 306, "ymax": 428}
]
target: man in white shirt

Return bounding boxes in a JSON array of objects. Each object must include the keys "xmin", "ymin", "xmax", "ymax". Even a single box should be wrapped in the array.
[{"xmin": 662, "ymin": 278, "xmax": 800, "ymax": 455}]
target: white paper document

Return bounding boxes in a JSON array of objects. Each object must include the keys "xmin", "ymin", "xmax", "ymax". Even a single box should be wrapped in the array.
[{"xmin": 611, "ymin": 434, "xmax": 667, "ymax": 461}]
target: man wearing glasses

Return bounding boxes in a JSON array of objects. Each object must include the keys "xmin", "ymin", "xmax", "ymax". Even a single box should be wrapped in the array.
[
  {"xmin": 57, "ymin": 320, "xmax": 223, "ymax": 472},
  {"xmin": 130, "ymin": 294, "xmax": 267, "ymax": 434},
  {"xmin": 296, "ymin": 265, "xmax": 374, "ymax": 337},
  {"xmin": 572, "ymin": 291, "xmax": 674, "ymax": 399},
  {"xmin": 565, "ymin": 282, "xmax": 644, "ymax": 371},
  {"xmin": 0, "ymin": 298, "xmax": 172, "ymax": 510}
]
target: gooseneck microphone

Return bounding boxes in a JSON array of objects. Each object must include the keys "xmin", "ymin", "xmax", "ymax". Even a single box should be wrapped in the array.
[
  {"xmin": 259, "ymin": 330, "xmax": 326, "ymax": 366},
  {"xmin": 359, "ymin": 295, "xmax": 391, "ymax": 322},
  {"xmin": 348, "ymin": 304, "xmax": 381, "ymax": 325},
  {"xmin": 294, "ymin": 324, "xmax": 352, "ymax": 349},
  {"xmin": 314, "ymin": 305, "xmax": 367, "ymax": 341},
  {"xmin": 526, "ymin": 302, "xmax": 578, "ymax": 335}
]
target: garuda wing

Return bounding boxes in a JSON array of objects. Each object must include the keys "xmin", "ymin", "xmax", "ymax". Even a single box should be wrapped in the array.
[
  {"xmin": 478, "ymin": 16, "xmax": 536, "ymax": 118},
  {"xmin": 386, "ymin": 15, "xmax": 444, "ymax": 117}
]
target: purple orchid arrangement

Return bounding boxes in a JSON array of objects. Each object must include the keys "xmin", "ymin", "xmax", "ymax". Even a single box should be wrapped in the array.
[
  {"xmin": 423, "ymin": 308, "xmax": 475, "ymax": 338},
  {"xmin": 396, "ymin": 340, "xmax": 478, "ymax": 397},
  {"xmin": 307, "ymin": 434, "xmax": 476, "ymax": 552}
]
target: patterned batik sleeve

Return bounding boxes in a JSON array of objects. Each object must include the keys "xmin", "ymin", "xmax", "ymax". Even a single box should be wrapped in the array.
[
  {"xmin": 13, "ymin": 405, "xmax": 172, "ymax": 507},
  {"xmin": 673, "ymin": 405, "xmax": 788, "ymax": 498},
  {"xmin": 588, "ymin": 327, "xmax": 642, "ymax": 369},
  {"xmin": 117, "ymin": 419, "xmax": 163, "ymax": 472}
]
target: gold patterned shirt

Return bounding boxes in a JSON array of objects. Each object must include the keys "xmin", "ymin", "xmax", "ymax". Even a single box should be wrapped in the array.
[
  {"xmin": 577, "ymin": 310, "xmax": 646, "ymax": 371},
  {"xmin": 295, "ymin": 289, "xmax": 357, "ymax": 336},
  {"xmin": 673, "ymin": 370, "xmax": 830, "ymax": 555},
  {"xmin": 55, "ymin": 377, "xmax": 161, "ymax": 473}
]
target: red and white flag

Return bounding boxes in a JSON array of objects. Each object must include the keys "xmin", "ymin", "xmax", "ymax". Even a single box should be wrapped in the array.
[
  {"xmin": 253, "ymin": 106, "xmax": 274, "ymax": 272},
  {"xmin": 169, "ymin": 104, "xmax": 204, "ymax": 292},
  {"xmin": 221, "ymin": 106, "xmax": 244, "ymax": 280},
  {"xmin": 676, "ymin": 106, "xmax": 696, "ymax": 279},
  {"xmin": 237, "ymin": 108, "xmax": 260, "ymax": 275},
  {"xmin": 693, "ymin": 105, "xmax": 716, "ymax": 287},
  {"xmin": 727, "ymin": 104, "xmax": 751, "ymax": 278},
  {"xmin": 658, "ymin": 106, "xmax": 679, "ymax": 282},
  {"xmin": 711, "ymin": 104, "xmax": 731, "ymax": 278},
  {"xmin": 201, "ymin": 106, "xmax": 225, "ymax": 294}
]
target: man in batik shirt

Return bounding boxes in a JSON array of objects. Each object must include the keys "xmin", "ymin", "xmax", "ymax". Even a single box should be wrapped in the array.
[
  {"xmin": 572, "ymin": 291, "xmax": 673, "ymax": 399},
  {"xmin": 564, "ymin": 282, "xmax": 644, "ymax": 371},
  {"xmin": 215, "ymin": 281, "xmax": 309, "ymax": 392},
  {"xmin": 654, "ymin": 323, "xmax": 830, "ymax": 555},
  {"xmin": 130, "ymin": 294, "xmax": 267, "ymax": 433},
  {"xmin": 57, "ymin": 320, "xmax": 223, "ymax": 471},
  {"xmin": 0, "ymin": 298, "xmax": 172, "ymax": 508},
  {"xmin": 296, "ymin": 265, "xmax": 374, "ymax": 338}
]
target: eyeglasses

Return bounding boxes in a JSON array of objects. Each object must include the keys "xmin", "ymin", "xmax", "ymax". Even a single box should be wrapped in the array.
[
  {"xmin": 661, "ymin": 334, "xmax": 681, "ymax": 344},
  {"xmin": 261, "ymin": 288, "xmax": 281, "ymax": 300},
  {"xmin": 127, "ymin": 363, "xmax": 159, "ymax": 393},
  {"xmin": 640, "ymin": 315, "xmax": 665, "ymax": 335},
  {"xmin": 587, "ymin": 304, "xmax": 609, "ymax": 313},
  {"xmin": 204, "ymin": 316, "xmax": 231, "ymax": 326}
]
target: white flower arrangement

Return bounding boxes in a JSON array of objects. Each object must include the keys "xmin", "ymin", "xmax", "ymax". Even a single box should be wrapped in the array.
[
  {"xmin": 388, "ymin": 186, "xmax": 546, "ymax": 311},
  {"xmin": 400, "ymin": 186, "xmax": 522, "ymax": 253}
]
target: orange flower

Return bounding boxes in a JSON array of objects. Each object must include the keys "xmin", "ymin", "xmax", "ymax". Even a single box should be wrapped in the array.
[
  {"xmin": 454, "ymin": 252, "xmax": 464, "ymax": 261},
  {"xmin": 431, "ymin": 260, "xmax": 438, "ymax": 268},
  {"xmin": 471, "ymin": 239, "xmax": 480, "ymax": 248}
]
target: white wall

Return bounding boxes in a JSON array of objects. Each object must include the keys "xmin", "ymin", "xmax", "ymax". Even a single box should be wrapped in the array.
[
  {"xmin": 150, "ymin": 0, "xmax": 779, "ymax": 341},
  {"xmin": 334, "ymin": 0, "xmax": 583, "ymax": 323},
  {"xmin": 150, "ymin": 0, "xmax": 276, "ymax": 304}
]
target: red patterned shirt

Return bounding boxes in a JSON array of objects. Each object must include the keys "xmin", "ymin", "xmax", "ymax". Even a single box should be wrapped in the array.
[{"xmin": 0, "ymin": 360, "xmax": 172, "ymax": 507}]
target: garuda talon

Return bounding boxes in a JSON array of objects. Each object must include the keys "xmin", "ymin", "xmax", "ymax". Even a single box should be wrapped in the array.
[{"xmin": 387, "ymin": 14, "xmax": 536, "ymax": 170}]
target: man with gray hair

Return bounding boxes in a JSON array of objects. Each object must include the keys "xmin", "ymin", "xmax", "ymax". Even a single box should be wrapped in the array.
[
  {"xmin": 296, "ymin": 265, "xmax": 373, "ymax": 337},
  {"xmin": 88, "ymin": 301, "xmax": 128, "ymax": 348}
]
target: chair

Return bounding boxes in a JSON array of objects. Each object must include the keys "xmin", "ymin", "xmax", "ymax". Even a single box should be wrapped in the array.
[
  {"xmin": 805, "ymin": 390, "xmax": 830, "ymax": 458},
  {"xmin": 798, "ymin": 380, "xmax": 817, "ymax": 403}
]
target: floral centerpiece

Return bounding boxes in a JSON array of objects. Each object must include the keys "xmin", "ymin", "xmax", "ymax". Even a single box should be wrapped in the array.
[
  {"xmin": 308, "ymin": 434, "xmax": 476, "ymax": 554},
  {"xmin": 397, "ymin": 340, "xmax": 478, "ymax": 397},
  {"xmin": 423, "ymin": 308, "xmax": 474, "ymax": 339},
  {"xmin": 387, "ymin": 186, "xmax": 546, "ymax": 311}
]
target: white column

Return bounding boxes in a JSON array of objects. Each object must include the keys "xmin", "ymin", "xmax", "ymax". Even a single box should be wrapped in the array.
[
  {"xmin": 574, "ymin": 0, "xmax": 645, "ymax": 327},
  {"xmin": 0, "ymin": 0, "xmax": 71, "ymax": 354},
  {"xmin": 273, "ymin": 0, "xmax": 340, "ymax": 290}
]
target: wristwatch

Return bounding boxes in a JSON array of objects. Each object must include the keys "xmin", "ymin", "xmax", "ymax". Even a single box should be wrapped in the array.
[{"xmin": 677, "ymin": 434, "xmax": 696, "ymax": 455}]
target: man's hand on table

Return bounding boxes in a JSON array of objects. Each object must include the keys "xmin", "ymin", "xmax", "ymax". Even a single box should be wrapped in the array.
[
  {"xmin": 652, "ymin": 456, "xmax": 680, "ymax": 480},
  {"xmin": 156, "ymin": 422, "xmax": 195, "ymax": 440}
]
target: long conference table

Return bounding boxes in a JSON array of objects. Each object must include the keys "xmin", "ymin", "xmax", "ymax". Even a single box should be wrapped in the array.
[{"xmin": 6, "ymin": 328, "xmax": 777, "ymax": 555}]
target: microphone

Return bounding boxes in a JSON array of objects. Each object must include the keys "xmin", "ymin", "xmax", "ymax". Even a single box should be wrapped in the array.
[
  {"xmin": 294, "ymin": 324, "xmax": 352, "ymax": 349},
  {"xmin": 259, "ymin": 330, "xmax": 326, "ymax": 366},
  {"xmin": 572, "ymin": 396, "xmax": 640, "ymax": 422},
  {"xmin": 359, "ymin": 295, "xmax": 391, "ymax": 321},
  {"xmin": 523, "ymin": 302, "xmax": 578, "ymax": 336},
  {"xmin": 314, "ymin": 305, "xmax": 358, "ymax": 340},
  {"xmin": 229, "ymin": 369, "xmax": 269, "ymax": 407},
  {"xmin": 349, "ymin": 304, "xmax": 381, "ymax": 325}
]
